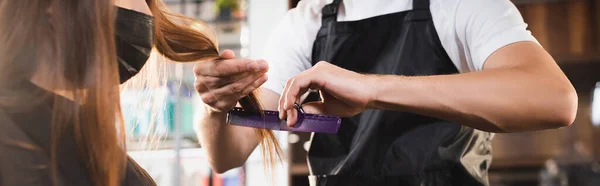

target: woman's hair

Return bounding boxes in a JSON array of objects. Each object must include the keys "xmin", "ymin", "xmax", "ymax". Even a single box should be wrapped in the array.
[
  {"xmin": 0, "ymin": 0, "xmax": 281, "ymax": 186},
  {"xmin": 1, "ymin": 1, "xmax": 126, "ymax": 186}
]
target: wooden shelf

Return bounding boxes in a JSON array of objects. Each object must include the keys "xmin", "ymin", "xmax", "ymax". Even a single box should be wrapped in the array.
[
  {"xmin": 290, "ymin": 163, "xmax": 309, "ymax": 175},
  {"xmin": 555, "ymin": 55, "xmax": 600, "ymax": 64}
]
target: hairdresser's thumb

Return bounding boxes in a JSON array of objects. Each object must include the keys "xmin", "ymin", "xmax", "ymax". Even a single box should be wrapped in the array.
[
  {"xmin": 220, "ymin": 49, "xmax": 236, "ymax": 59},
  {"xmin": 302, "ymin": 99, "xmax": 358, "ymax": 118},
  {"xmin": 300, "ymin": 102, "xmax": 327, "ymax": 115}
]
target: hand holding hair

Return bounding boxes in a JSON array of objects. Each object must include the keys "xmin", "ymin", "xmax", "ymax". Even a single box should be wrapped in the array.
[{"xmin": 193, "ymin": 50, "xmax": 269, "ymax": 112}]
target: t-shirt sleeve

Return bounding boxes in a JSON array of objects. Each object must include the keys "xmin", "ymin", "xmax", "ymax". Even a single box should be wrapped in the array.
[
  {"xmin": 452, "ymin": 0, "xmax": 539, "ymax": 72},
  {"xmin": 261, "ymin": 0, "xmax": 326, "ymax": 95}
]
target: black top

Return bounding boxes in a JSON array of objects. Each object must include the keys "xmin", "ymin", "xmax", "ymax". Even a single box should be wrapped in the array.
[
  {"xmin": 307, "ymin": 0, "xmax": 493, "ymax": 185},
  {"xmin": 0, "ymin": 82, "xmax": 156, "ymax": 186}
]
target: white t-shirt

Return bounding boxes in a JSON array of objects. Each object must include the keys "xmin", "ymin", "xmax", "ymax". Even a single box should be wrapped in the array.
[{"xmin": 261, "ymin": 0, "xmax": 538, "ymax": 95}]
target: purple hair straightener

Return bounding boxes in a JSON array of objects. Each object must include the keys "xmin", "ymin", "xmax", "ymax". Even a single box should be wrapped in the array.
[{"xmin": 226, "ymin": 103, "xmax": 341, "ymax": 134}]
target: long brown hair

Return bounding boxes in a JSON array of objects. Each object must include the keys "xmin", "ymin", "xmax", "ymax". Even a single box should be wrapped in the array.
[
  {"xmin": 0, "ymin": 0, "xmax": 280, "ymax": 186},
  {"xmin": 0, "ymin": 1, "xmax": 125, "ymax": 186}
]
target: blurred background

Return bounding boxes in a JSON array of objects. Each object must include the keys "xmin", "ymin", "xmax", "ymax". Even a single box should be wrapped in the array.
[{"xmin": 122, "ymin": 0, "xmax": 600, "ymax": 186}]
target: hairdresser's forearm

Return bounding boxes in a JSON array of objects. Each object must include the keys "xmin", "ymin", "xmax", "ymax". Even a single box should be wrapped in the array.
[
  {"xmin": 368, "ymin": 43, "xmax": 577, "ymax": 133},
  {"xmin": 369, "ymin": 69, "xmax": 574, "ymax": 132},
  {"xmin": 197, "ymin": 108, "xmax": 259, "ymax": 173}
]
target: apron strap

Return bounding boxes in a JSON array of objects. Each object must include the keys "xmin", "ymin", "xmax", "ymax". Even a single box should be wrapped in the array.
[
  {"xmin": 323, "ymin": 0, "xmax": 431, "ymax": 19},
  {"xmin": 319, "ymin": 0, "xmax": 343, "ymax": 62},
  {"xmin": 413, "ymin": 0, "xmax": 430, "ymax": 10},
  {"xmin": 322, "ymin": 0, "xmax": 342, "ymax": 18},
  {"xmin": 411, "ymin": 0, "xmax": 432, "ymax": 21}
]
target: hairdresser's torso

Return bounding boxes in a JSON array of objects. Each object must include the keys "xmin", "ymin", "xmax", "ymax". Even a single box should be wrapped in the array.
[
  {"xmin": 262, "ymin": 0, "xmax": 535, "ymax": 185},
  {"xmin": 0, "ymin": 81, "xmax": 156, "ymax": 186}
]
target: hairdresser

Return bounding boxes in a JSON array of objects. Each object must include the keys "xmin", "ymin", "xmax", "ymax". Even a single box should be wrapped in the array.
[{"xmin": 194, "ymin": 0, "xmax": 577, "ymax": 185}]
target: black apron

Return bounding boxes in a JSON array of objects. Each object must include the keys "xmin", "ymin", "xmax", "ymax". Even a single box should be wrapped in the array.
[{"xmin": 307, "ymin": 0, "xmax": 493, "ymax": 185}]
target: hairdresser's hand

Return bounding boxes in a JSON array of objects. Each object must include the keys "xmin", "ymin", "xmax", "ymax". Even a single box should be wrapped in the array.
[
  {"xmin": 194, "ymin": 50, "xmax": 269, "ymax": 112},
  {"xmin": 279, "ymin": 61, "xmax": 376, "ymax": 126}
]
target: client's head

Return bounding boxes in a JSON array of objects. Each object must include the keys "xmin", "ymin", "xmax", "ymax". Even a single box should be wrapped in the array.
[{"xmin": 0, "ymin": 1, "xmax": 280, "ymax": 186}]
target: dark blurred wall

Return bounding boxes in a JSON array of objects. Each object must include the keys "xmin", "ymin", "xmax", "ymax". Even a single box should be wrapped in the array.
[
  {"xmin": 289, "ymin": 0, "xmax": 300, "ymax": 9},
  {"xmin": 493, "ymin": 0, "xmax": 600, "ymax": 167}
]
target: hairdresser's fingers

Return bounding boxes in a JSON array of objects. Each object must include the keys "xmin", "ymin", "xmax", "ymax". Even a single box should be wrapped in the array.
[
  {"xmin": 193, "ymin": 58, "xmax": 251, "ymax": 77},
  {"xmin": 300, "ymin": 102, "xmax": 326, "ymax": 115},
  {"xmin": 302, "ymin": 99, "xmax": 353, "ymax": 117},
  {"xmin": 238, "ymin": 74, "xmax": 268, "ymax": 100},
  {"xmin": 199, "ymin": 90, "xmax": 242, "ymax": 112},
  {"xmin": 199, "ymin": 91, "xmax": 231, "ymax": 111},
  {"xmin": 279, "ymin": 78, "xmax": 302, "ymax": 121},
  {"xmin": 194, "ymin": 59, "xmax": 267, "ymax": 77},
  {"xmin": 278, "ymin": 90, "xmax": 287, "ymax": 120},
  {"xmin": 278, "ymin": 75, "xmax": 297, "ymax": 120},
  {"xmin": 199, "ymin": 72, "xmax": 252, "ymax": 89},
  {"xmin": 196, "ymin": 66, "xmax": 267, "ymax": 93},
  {"xmin": 280, "ymin": 77, "xmax": 296, "ymax": 115},
  {"xmin": 198, "ymin": 72, "xmax": 264, "ymax": 110},
  {"xmin": 286, "ymin": 108, "xmax": 298, "ymax": 127},
  {"xmin": 220, "ymin": 49, "xmax": 236, "ymax": 59},
  {"xmin": 202, "ymin": 96, "xmax": 237, "ymax": 112},
  {"xmin": 282, "ymin": 78, "xmax": 302, "ymax": 127},
  {"xmin": 194, "ymin": 80, "xmax": 209, "ymax": 94},
  {"xmin": 212, "ymin": 59, "xmax": 267, "ymax": 76},
  {"xmin": 283, "ymin": 74, "xmax": 322, "ymax": 112},
  {"xmin": 201, "ymin": 75, "xmax": 266, "ymax": 112},
  {"xmin": 216, "ymin": 63, "xmax": 268, "ymax": 87},
  {"xmin": 278, "ymin": 103, "xmax": 287, "ymax": 121},
  {"xmin": 211, "ymin": 72, "xmax": 266, "ymax": 99}
]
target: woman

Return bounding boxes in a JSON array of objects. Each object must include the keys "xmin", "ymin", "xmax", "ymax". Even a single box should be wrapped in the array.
[{"xmin": 0, "ymin": 0, "xmax": 280, "ymax": 185}]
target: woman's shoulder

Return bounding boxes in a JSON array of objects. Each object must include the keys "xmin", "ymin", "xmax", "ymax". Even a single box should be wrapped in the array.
[
  {"xmin": 0, "ymin": 144, "xmax": 54, "ymax": 186},
  {"xmin": 0, "ymin": 108, "xmax": 54, "ymax": 186},
  {"xmin": 123, "ymin": 156, "xmax": 157, "ymax": 186}
]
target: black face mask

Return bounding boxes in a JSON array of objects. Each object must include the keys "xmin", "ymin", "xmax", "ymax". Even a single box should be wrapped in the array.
[{"xmin": 115, "ymin": 7, "xmax": 154, "ymax": 83}]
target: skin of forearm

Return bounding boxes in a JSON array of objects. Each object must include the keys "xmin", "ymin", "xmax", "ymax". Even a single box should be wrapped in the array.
[
  {"xmin": 196, "ymin": 107, "xmax": 260, "ymax": 173},
  {"xmin": 368, "ymin": 65, "xmax": 577, "ymax": 133}
]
